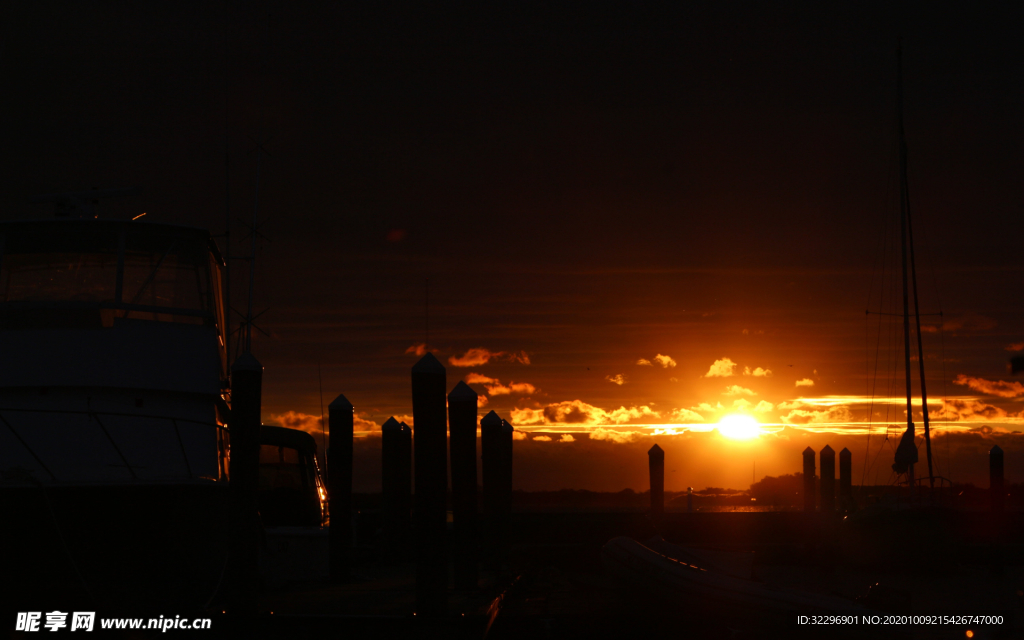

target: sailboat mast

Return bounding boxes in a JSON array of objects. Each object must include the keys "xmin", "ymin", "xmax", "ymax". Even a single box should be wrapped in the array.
[
  {"xmin": 897, "ymin": 44, "xmax": 915, "ymax": 448},
  {"xmin": 902, "ymin": 70, "xmax": 936, "ymax": 492}
]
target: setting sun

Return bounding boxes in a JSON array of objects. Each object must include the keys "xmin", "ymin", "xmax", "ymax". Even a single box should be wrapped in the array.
[{"xmin": 717, "ymin": 414, "xmax": 761, "ymax": 440}]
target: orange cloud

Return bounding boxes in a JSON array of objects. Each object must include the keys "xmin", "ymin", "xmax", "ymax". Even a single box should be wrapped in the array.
[
  {"xmin": 953, "ymin": 374, "xmax": 1024, "ymax": 398},
  {"xmin": 653, "ymin": 354, "xmax": 677, "ymax": 369},
  {"xmin": 667, "ymin": 408, "xmax": 706, "ymax": 423},
  {"xmin": 449, "ymin": 348, "xmax": 504, "ymax": 367},
  {"xmin": 449, "ymin": 348, "xmax": 531, "ymax": 367},
  {"xmin": 508, "ymin": 382, "xmax": 537, "ymax": 394},
  {"xmin": 731, "ymin": 398, "xmax": 753, "ymax": 411},
  {"xmin": 606, "ymin": 374, "xmax": 626, "ymax": 385},
  {"xmin": 511, "ymin": 400, "xmax": 660, "ymax": 426},
  {"xmin": 723, "ymin": 385, "xmax": 756, "ymax": 396},
  {"xmin": 781, "ymin": 405, "xmax": 853, "ymax": 424},
  {"xmin": 933, "ymin": 398, "xmax": 1011, "ymax": 422},
  {"xmin": 754, "ymin": 400, "xmax": 775, "ymax": 413},
  {"xmin": 588, "ymin": 427, "xmax": 644, "ymax": 443},
  {"xmin": 485, "ymin": 380, "xmax": 537, "ymax": 396},
  {"xmin": 636, "ymin": 358, "xmax": 652, "ymax": 366},
  {"xmin": 559, "ymin": 434, "xmax": 575, "ymax": 443},
  {"xmin": 743, "ymin": 366, "xmax": 772, "ymax": 377},
  {"xmin": 942, "ymin": 313, "xmax": 997, "ymax": 334},
  {"xmin": 511, "ymin": 429, "xmax": 528, "ymax": 440},
  {"xmin": 270, "ymin": 410, "xmax": 380, "ymax": 436},
  {"xmin": 795, "ymin": 378, "xmax": 814, "ymax": 387},
  {"xmin": 533, "ymin": 435, "xmax": 552, "ymax": 442},
  {"xmin": 1007, "ymin": 342, "xmax": 1024, "ymax": 352},
  {"xmin": 477, "ymin": 395, "xmax": 489, "ymax": 407},
  {"xmin": 405, "ymin": 343, "xmax": 435, "ymax": 356},
  {"xmin": 704, "ymin": 357, "xmax": 737, "ymax": 377},
  {"xmin": 466, "ymin": 372, "xmax": 536, "ymax": 396}
]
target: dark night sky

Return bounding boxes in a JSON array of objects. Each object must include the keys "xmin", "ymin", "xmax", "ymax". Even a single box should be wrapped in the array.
[{"xmin": 5, "ymin": 2, "xmax": 1023, "ymax": 490}]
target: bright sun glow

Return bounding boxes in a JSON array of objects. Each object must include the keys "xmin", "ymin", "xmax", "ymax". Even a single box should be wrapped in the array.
[{"xmin": 717, "ymin": 414, "xmax": 761, "ymax": 440}]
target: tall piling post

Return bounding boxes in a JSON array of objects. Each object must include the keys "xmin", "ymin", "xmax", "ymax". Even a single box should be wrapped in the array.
[
  {"xmin": 328, "ymin": 394, "xmax": 353, "ymax": 581},
  {"xmin": 839, "ymin": 447, "xmax": 853, "ymax": 512},
  {"xmin": 990, "ymin": 445, "xmax": 1005, "ymax": 513},
  {"xmin": 448, "ymin": 382, "xmax": 479, "ymax": 591},
  {"xmin": 803, "ymin": 447, "xmax": 816, "ymax": 513},
  {"xmin": 820, "ymin": 445, "xmax": 835, "ymax": 513},
  {"xmin": 480, "ymin": 411, "xmax": 502, "ymax": 568},
  {"xmin": 411, "ymin": 353, "xmax": 448, "ymax": 616},
  {"xmin": 228, "ymin": 352, "xmax": 263, "ymax": 615},
  {"xmin": 648, "ymin": 444, "xmax": 665, "ymax": 518},
  {"xmin": 381, "ymin": 417, "xmax": 406, "ymax": 556}
]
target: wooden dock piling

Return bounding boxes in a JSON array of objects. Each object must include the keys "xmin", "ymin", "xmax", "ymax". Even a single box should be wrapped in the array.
[
  {"xmin": 498, "ymin": 419, "xmax": 515, "ymax": 564},
  {"xmin": 381, "ymin": 416, "xmax": 410, "ymax": 554},
  {"xmin": 328, "ymin": 394, "xmax": 354, "ymax": 581},
  {"xmin": 411, "ymin": 353, "xmax": 448, "ymax": 616},
  {"xmin": 448, "ymin": 381, "xmax": 479, "ymax": 591},
  {"xmin": 228, "ymin": 352, "xmax": 263, "ymax": 614},
  {"xmin": 820, "ymin": 445, "xmax": 835, "ymax": 513},
  {"xmin": 839, "ymin": 447, "xmax": 853, "ymax": 512},
  {"xmin": 802, "ymin": 447, "xmax": 815, "ymax": 513},
  {"xmin": 648, "ymin": 444, "xmax": 664, "ymax": 517}
]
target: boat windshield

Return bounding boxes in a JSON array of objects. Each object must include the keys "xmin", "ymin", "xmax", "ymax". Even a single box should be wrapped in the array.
[
  {"xmin": 259, "ymin": 444, "xmax": 314, "ymax": 489},
  {"xmin": 120, "ymin": 230, "xmax": 211, "ymax": 320},
  {"xmin": 0, "ymin": 225, "xmax": 220, "ymax": 328},
  {"xmin": 1, "ymin": 229, "xmax": 118, "ymax": 302}
]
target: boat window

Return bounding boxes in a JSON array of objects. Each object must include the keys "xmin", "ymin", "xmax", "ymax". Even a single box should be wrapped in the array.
[
  {"xmin": 120, "ymin": 233, "xmax": 209, "ymax": 321},
  {"xmin": 0, "ymin": 230, "xmax": 118, "ymax": 302},
  {"xmin": 259, "ymin": 444, "xmax": 308, "ymax": 490}
]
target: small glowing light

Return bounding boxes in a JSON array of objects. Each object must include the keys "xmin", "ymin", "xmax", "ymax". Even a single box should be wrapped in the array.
[
  {"xmin": 966, "ymin": 630, "xmax": 974, "ymax": 638},
  {"xmin": 132, "ymin": 212, "xmax": 147, "ymax": 220},
  {"xmin": 717, "ymin": 414, "xmax": 761, "ymax": 440}
]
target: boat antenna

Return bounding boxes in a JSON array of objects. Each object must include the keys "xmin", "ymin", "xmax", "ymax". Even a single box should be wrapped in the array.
[
  {"xmin": 244, "ymin": 0, "xmax": 272, "ymax": 354},
  {"xmin": 223, "ymin": 8, "xmax": 231, "ymax": 371}
]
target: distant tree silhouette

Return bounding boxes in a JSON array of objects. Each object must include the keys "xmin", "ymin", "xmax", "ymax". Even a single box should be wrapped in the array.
[{"xmin": 750, "ymin": 473, "xmax": 813, "ymax": 509}]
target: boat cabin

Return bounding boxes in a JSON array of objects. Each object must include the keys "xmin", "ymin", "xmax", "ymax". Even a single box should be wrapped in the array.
[
  {"xmin": 259, "ymin": 425, "xmax": 328, "ymax": 527},
  {"xmin": 0, "ymin": 219, "xmax": 229, "ymax": 486}
]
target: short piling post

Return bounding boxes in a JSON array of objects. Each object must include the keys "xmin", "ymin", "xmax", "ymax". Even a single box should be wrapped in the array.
[
  {"xmin": 687, "ymin": 487, "xmax": 693, "ymax": 513},
  {"xmin": 398, "ymin": 422, "xmax": 412, "ymax": 532},
  {"xmin": 803, "ymin": 447, "xmax": 816, "ymax": 513},
  {"xmin": 481, "ymin": 410, "xmax": 502, "ymax": 566},
  {"xmin": 990, "ymin": 445, "xmax": 1004, "ymax": 513},
  {"xmin": 448, "ymin": 382, "xmax": 479, "ymax": 591},
  {"xmin": 820, "ymin": 445, "xmax": 835, "ymax": 514},
  {"xmin": 648, "ymin": 444, "xmax": 664, "ymax": 518},
  {"xmin": 411, "ymin": 353, "xmax": 448, "ymax": 616},
  {"xmin": 839, "ymin": 447, "xmax": 853, "ymax": 512},
  {"xmin": 499, "ymin": 420, "xmax": 515, "ymax": 564},
  {"xmin": 381, "ymin": 417, "xmax": 405, "ymax": 555},
  {"xmin": 228, "ymin": 352, "xmax": 263, "ymax": 615},
  {"xmin": 328, "ymin": 394, "xmax": 353, "ymax": 581}
]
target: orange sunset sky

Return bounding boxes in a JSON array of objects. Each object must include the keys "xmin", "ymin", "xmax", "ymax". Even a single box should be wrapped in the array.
[{"xmin": 7, "ymin": 4, "xmax": 1024, "ymax": 491}]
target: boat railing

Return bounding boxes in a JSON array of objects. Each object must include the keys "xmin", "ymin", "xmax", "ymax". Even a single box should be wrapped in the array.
[{"xmin": 0, "ymin": 406, "xmax": 226, "ymax": 483}]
